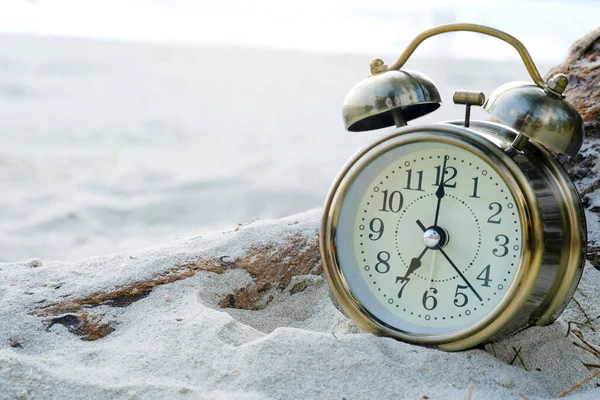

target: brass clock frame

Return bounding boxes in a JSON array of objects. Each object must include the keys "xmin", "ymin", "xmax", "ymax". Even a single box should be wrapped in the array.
[{"xmin": 320, "ymin": 121, "xmax": 586, "ymax": 351}]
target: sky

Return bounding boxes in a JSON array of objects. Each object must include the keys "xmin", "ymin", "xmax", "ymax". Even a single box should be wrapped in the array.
[{"xmin": 0, "ymin": 0, "xmax": 598, "ymax": 62}]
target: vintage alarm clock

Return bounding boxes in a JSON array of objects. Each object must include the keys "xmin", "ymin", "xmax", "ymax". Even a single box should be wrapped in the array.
[{"xmin": 320, "ymin": 24, "xmax": 586, "ymax": 351}]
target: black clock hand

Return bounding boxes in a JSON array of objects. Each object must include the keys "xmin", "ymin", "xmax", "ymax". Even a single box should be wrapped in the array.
[
  {"xmin": 398, "ymin": 246, "xmax": 428, "ymax": 281},
  {"xmin": 433, "ymin": 155, "xmax": 449, "ymax": 227},
  {"xmin": 395, "ymin": 247, "xmax": 428, "ymax": 299},
  {"xmin": 437, "ymin": 247, "xmax": 483, "ymax": 301},
  {"xmin": 397, "ymin": 221, "xmax": 430, "ymax": 284}
]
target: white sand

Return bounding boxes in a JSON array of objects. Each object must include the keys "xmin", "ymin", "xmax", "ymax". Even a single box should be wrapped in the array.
[{"xmin": 2, "ymin": 208, "xmax": 600, "ymax": 399}]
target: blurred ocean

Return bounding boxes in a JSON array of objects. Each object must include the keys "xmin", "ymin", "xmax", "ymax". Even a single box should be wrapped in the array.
[
  {"xmin": 0, "ymin": 1, "xmax": 596, "ymax": 262},
  {"xmin": 2, "ymin": 0, "xmax": 599, "ymax": 63}
]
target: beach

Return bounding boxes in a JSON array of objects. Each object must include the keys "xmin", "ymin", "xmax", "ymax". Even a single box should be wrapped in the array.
[{"xmin": 2, "ymin": 29, "xmax": 600, "ymax": 399}]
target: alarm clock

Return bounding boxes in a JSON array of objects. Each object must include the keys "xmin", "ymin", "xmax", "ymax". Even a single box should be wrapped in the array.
[{"xmin": 320, "ymin": 23, "xmax": 586, "ymax": 351}]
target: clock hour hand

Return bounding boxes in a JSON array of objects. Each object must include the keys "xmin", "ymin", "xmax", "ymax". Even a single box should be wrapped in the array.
[
  {"xmin": 433, "ymin": 155, "xmax": 449, "ymax": 227},
  {"xmin": 397, "ymin": 247, "xmax": 428, "ymax": 283},
  {"xmin": 438, "ymin": 247, "xmax": 483, "ymax": 301}
]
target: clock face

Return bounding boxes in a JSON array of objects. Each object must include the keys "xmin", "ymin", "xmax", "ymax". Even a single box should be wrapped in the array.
[{"xmin": 334, "ymin": 138, "xmax": 523, "ymax": 336}]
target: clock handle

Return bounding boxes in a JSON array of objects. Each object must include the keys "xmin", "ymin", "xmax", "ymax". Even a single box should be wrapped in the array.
[{"xmin": 383, "ymin": 23, "xmax": 545, "ymax": 89}]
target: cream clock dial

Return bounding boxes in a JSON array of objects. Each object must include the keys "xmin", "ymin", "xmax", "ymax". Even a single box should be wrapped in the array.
[
  {"xmin": 323, "ymin": 123, "xmax": 585, "ymax": 351},
  {"xmin": 340, "ymin": 141, "xmax": 522, "ymax": 335}
]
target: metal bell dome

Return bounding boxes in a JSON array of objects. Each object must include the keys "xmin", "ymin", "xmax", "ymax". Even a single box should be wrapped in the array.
[
  {"xmin": 342, "ymin": 67, "xmax": 441, "ymax": 132},
  {"xmin": 484, "ymin": 74, "xmax": 584, "ymax": 157}
]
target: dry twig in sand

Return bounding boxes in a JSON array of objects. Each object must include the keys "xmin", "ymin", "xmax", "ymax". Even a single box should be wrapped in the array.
[
  {"xmin": 558, "ymin": 369, "xmax": 600, "ymax": 398},
  {"xmin": 516, "ymin": 391, "xmax": 530, "ymax": 400},
  {"xmin": 466, "ymin": 383, "xmax": 473, "ymax": 400},
  {"xmin": 572, "ymin": 341, "xmax": 600, "ymax": 358},
  {"xmin": 509, "ymin": 347, "xmax": 528, "ymax": 371},
  {"xmin": 582, "ymin": 363, "xmax": 600, "ymax": 369},
  {"xmin": 560, "ymin": 312, "xmax": 600, "ymax": 396},
  {"xmin": 572, "ymin": 329, "xmax": 600, "ymax": 357},
  {"xmin": 571, "ymin": 297, "xmax": 596, "ymax": 328},
  {"xmin": 566, "ymin": 321, "xmax": 597, "ymax": 337}
]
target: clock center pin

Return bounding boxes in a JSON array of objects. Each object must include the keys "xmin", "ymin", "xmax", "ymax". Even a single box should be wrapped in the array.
[{"xmin": 423, "ymin": 226, "xmax": 449, "ymax": 249}]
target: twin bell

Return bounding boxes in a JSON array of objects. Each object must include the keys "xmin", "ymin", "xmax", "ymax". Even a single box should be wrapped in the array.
[{"xmin": 341, "ymin": 24, "xmax": 584, "ymax": 157}]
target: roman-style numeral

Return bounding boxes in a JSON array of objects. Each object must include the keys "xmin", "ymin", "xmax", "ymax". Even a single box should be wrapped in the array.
[
  {"xmin": 433, "ymin": 165, "xmax": 457, "ymax": 188},
  {"xmin": 470, "ymin": 177, "xmax": 480, "ymax": 198},
  {"xmin": 404, "ymin": 169, "xmax": 424, "ymax": 191}
]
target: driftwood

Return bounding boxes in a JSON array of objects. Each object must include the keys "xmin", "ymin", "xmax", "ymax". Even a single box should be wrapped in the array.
[
  {"xmin": 550, "ymin": 27, "xmax": 600, "ymax": 268},
  {"xmin": 35, "ymin": 235, "xmax": 322, "ymax": 340}
]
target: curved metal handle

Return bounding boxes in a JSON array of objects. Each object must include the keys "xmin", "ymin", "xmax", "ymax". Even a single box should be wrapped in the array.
[{"xmin": 386, "ymin": 23, "xmax": 545, "ymax": 88}]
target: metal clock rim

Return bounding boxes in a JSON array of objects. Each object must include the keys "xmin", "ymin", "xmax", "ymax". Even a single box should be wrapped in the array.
[{"xmin": 320, "ymin": 123, "xmax": 545, "ymax": 350}]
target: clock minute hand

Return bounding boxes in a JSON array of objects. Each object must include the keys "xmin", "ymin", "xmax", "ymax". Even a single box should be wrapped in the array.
[
  {"xmin": 437, "ymin": 247, "xmax": 483, "ymax": 302},
  {"xmin": 433, "ymin": 155, "xmax": 448, "ymax": 227}
]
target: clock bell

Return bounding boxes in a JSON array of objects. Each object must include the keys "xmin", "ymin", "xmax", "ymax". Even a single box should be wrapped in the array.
[{"xmin": 341, "ymin": 23, "xmax": 584, "ymax": 157}]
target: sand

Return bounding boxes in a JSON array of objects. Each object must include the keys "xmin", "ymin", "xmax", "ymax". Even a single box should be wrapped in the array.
[{"xmin": 2, "ymin": 209, "xmax": 600, "ymax": 399}]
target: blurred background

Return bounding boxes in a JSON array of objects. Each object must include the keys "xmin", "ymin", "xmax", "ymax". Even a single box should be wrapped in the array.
[{"xmin": 0, "ymin": 0, "xmax": 598, "ymax": 262}]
